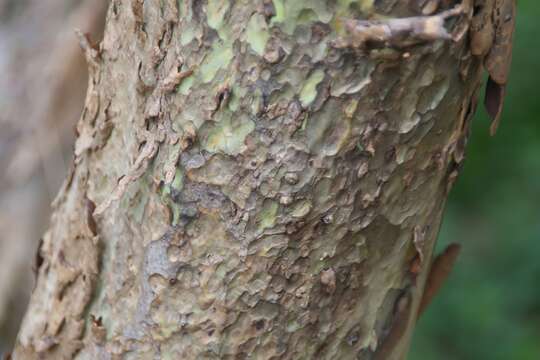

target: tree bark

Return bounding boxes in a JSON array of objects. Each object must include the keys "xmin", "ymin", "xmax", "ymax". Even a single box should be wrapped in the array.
[
  {"xmin": 13, "ymin": 1, "xmax": 486, "ymax": 359},
  {"xmin": 0, "ymin": 0, "xmax": 106, "ymax": 351}
]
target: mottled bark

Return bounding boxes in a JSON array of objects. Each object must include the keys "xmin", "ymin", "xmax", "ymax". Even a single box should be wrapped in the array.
[
  {"xmin": 14, "ymin": 1, "xmax": 487, "ymax": 359},
  {"xmin": 0, "ymin": 0, "xmax": 106, "ymax": 351}
]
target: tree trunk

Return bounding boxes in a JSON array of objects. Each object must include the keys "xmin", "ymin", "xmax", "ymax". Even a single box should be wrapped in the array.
[
  {"xmin": 0, "ymin": 0, "xmax": 106, "ymax": 351},
  {"xmin": 13, "ymin": 1, "xmax": 486, "ymax": 359}
]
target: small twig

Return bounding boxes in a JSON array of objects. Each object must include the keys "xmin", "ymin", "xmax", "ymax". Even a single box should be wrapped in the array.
[{"xmin": 338, "ymin": 5, "xmax": 464, "ymax": 49}]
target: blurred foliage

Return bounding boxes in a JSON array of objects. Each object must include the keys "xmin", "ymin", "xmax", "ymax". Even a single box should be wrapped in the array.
[{"xmin": 411, "ymin": 1, "xmax": 540, "ymax": 359}]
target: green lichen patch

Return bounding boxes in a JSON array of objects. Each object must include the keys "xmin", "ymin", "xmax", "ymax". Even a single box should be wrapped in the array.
[
  {"xmin": 299, "ymin": 69, "xmax": 325, "ymax": 107},
  {"xmin": 271, "ymin": 0, "xmax": 332, "ymax": 34},
  {"xmin": 170, "ymin": 169, "xmax": 184, "ymax": 191},
  {"xmin": 227, "ymin": 86, "xmax": 242, "ymax": 111},
  {"xmin": 200, "ymin": 42, "xmax": 234, "ymax": 83},
  {"xmin": 177, "ymin": 73, "xmax": 195, "ymax": 94},
  {"xmin": 202, "ymin": 112, "xmax": 255, "ymax": 155},
  {"xmin": 257, "ymin": 200, "xmax": 279, "ymax": 231},
  {"xmin": 206, "ymin": 0, "xmax": 230, "ymax": 40},
  {"xmin": 180, "ymin": 23, "xmax": 197, "ymax": 45},
  {"xmin": 246, "ymin": 13, "xmax": 270, "ymax": 56}
]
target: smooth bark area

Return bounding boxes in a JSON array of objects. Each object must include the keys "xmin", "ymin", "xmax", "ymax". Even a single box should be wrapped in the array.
[{"xmin": 14, "ymin": 1, "xmax": 486, "ymax": 359}]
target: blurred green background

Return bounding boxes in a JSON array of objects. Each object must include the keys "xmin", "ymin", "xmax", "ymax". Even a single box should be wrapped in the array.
[{"xmin": 411, "ymin": 2, "xmax": 540, "ymax": 359}]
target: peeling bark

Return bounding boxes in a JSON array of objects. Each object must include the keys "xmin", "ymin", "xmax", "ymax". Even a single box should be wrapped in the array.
[
  {"xmin": 0, "ymin": 0, "xmax": 107, "ymax": 350},
  {"xmin": 13, "ymin": 0, "xmax": 494, "ymax": 359}
]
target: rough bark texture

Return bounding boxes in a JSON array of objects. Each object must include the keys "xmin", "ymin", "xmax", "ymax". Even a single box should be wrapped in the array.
[
  {"xmin": 14, "ymin": 1, "xmax": 485, "ymax": 359},
  {"xmin": 0, "ymin": 0, "xmax": 106, "ymax": 351}
]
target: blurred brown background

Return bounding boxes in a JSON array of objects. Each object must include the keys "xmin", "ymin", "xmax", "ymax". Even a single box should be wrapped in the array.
[{"xmin": 0, "ymin": 0, "xmax": 106, "ymax": 352}]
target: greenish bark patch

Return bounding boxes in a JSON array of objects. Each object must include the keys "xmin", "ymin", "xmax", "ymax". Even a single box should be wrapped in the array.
[
  {"xmin": 200, "ymin": 43, "xmax": 234, "ymax": 83},
  {"xmin": 246, "ymin": 13, "xmax": 270, "ymax": 56},
  {"xmin": 299, "ymin": 69, "xmax": 325, "ymax": 107},
  {"xmin": 257, "ymin": 200, "xmax": 279, "ymax": 231},
  {"xmin": 201, "ymin": 112, "xmax": 255, "ymax": 155},
  {"xmin": 271, "ymin": 0, "xmax": 332, "ymax": 34}
]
